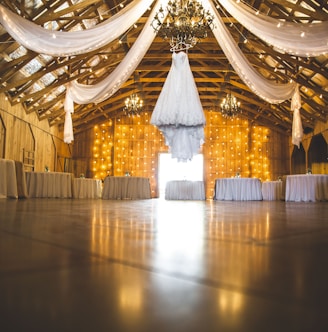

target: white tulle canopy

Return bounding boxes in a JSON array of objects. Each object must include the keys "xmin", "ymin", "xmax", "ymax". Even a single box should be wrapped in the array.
[
  {"xmin": 1, "ymin": 0, "xmax": 323, "ymax": 147},
  {"xmin": 218, "ymin": 0, "xmax": 328, "ymax": 57},
  {"xmin": 0, "ymin": 0, "xmax": 155, "ymax": 57}
]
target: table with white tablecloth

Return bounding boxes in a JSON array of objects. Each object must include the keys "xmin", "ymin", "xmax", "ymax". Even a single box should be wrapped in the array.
[
  {"xmin": 0, "ymin": 159, "xmax": 27, "ymax": 199},
  {"xmin": 165, "ymin": 180, "xmax": 205, "ymax": 200},
  {"xmin": 73, "ymin": 178, "xmax": 102, "ymax": 199},
  {"xmin": 102, "ymin": 176, "xmax": 151, "ymax": 200},
  {"xmin": 214, "ymin": 178, "xmax": 263, "ymax": 201},
  {"xmin": 26, "ymin": 171, "xmax": 73, "ymax": 198},
  {"xmin": 285, "ymin": 174, "xmax": 328, "ymax": 202},
  {"xmin": 262, "ymin": 181, "xmax": 283, "ymax": 201},
  {"xmin": 0, "ymin": 158, "xmax": 18, "ymax": 198}
]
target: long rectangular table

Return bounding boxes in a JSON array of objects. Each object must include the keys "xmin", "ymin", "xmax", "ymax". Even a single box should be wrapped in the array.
[
  {"xmin": 214, "ymin": 178, "xmax": 263, "ymax": 201},
  {"xmin": 165, "ymin": 180, "xmax": 205, "ymax": 200},
  {"xmin": 26, "ymin": 171, "xmax": 73, "ymax": 198},
  {"xmin": 262, "ymin": 181, "xmax": 283, "ymax": 201},
  {"xmin": 285, "ymin": 174, "xmax": 328, "ymax": 202},
  {"xmin": 102, "ymin": 176, "xmax": 151, "ymax": 200},
  {"xmin": 73, "ymin": 178, "xmax": 102, "ymax": 199}
]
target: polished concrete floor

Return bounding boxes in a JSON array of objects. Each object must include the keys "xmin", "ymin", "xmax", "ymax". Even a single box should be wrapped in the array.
[{"xmin": 0, "ymin": 198, "xmax": 328, "ymax": 332}]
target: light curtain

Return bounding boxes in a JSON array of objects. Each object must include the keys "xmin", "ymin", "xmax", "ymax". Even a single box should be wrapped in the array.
[
  {"xmin": 0, "ymin": 0, "xmax": 155, "ymax": 56},
  {"xmin": 217, "ymin": 0, "xmax": 328, "ymax": 57}
]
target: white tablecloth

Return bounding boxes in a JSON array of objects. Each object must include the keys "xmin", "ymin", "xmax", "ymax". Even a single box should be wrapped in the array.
[
  {"xmin": 262, "ymin": 181, "xmax": 283, "ymax": 201},
  {"xmin": 0, "ymin": 159, "xmax": 18, "ymax": 198},
  {"xmin": 285, "ymin": 174, "xmax": 328, "ymax": 202},
  {"xmin": 214, "ymin": 178, "xmax": 263, "ymax": 201},
  {"xmin": 165, "ymin": 181, "xmax": 205, "ymax": 200},
  {"xmin": 102, "ymin": 176, "xmax": 151, "ymax": 200},
  {"xmin": 26, "ymin": 172, "xmax": 73, "ymax": 198},
  {"xmin": 73, "ymin": 178, "xmax": 102, "ymax": 199}
]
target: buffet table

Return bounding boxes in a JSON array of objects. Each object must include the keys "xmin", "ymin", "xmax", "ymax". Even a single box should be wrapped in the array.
[
  {"xmin": 285, "ymin": 174, "xmax": 328, "ymax": 202},
  {"xmin": 0, "ymin": 158, "xmax": 18, "ymax": 198},
  {"xmin": 214, "ymin": 178, "xmax": 263, "ymax": 201},
  {"xmin": 26, "ymin": 171, "xmax": 73, "ymax": 198},
  {"xmin": 262, "ymin": 181, "xmax": 283, "ymax": 201},
  {"xmin": 102, "ymin": 176, "xmax": 151, "ymax": 200},
  {"xmin": 73, "ymin": 178, "xmax": 102, "ymax": 199},
  {"xmin": 165, "ymin": 180, "xmax": 205, "ymax": 200}
]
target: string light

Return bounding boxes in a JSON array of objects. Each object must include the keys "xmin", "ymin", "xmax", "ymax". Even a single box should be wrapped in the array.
[{"xmin": 92, "ymin": 112, "xmax": 277, "ymax": 197}]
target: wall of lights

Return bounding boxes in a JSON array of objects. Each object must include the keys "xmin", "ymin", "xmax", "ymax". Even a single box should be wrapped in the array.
[
  {"xmin": 203, "ymin": 111, "xmax": 289, "ymax": 198},
  {"xmin": 92, "ymin": 112, "xmax": 168, "ymax": 197},
  {"xmin": 83, "ymin": 110, "xmax": 289, "ymax": 198}
]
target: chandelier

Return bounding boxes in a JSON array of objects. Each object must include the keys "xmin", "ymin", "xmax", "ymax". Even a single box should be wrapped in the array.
[
  {"xmin": 123, "ymin": 72, "xmax": 143, "ymax": 117},
  {"xmin": 123, "ymin": 93, "xmax": 143, "ymax": 117},
  {"xmin": 220, "ymin": 93, "xmax": 241, "ymax": 118},
  {"xmin": 151, "ymin": 0, "xmax": 214, "ymax": 51}
]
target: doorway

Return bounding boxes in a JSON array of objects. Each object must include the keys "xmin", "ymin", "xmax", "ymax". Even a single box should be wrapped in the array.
[{"xmin": 158, "ymin": 153, "xmax": 204, "ymax": 198}]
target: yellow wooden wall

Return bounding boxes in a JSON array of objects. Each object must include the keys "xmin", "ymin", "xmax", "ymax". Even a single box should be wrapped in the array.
[
  {"xmin": 75, "ymin": 111, "xmax": 290, "ymax": 198},
  {"xmin": 0, "ymin": 94, "xmax": 71, "ymax": 171},
  {"xmin": 2, "ymin": 90, "xmax": 327, "ymax": 190}
]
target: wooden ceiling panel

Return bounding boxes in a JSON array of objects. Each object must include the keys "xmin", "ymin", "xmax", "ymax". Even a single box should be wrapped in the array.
[{"xmin": 0, "ymin": 0, "xmax": 327, "ymax": 136}]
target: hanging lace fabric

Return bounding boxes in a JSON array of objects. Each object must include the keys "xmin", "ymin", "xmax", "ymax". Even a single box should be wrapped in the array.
[{"xmin": 151, "ymin": 51, "xmax": 205, "ymax": 161}]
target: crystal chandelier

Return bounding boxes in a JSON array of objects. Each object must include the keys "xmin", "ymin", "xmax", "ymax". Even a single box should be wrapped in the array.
[
  {"xmin": 123, "ymin": 93, "xmax": 143, "ymax": 117},
  {"xmin": 220, "ymin": 93, "xmax": 241, "ymax": 118},
  {"xmin": 151, "ymin": 0, "xmax": 214, "ymax": 51}
]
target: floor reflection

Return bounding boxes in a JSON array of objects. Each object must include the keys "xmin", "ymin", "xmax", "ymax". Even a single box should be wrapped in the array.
[
  {"xmin": 154, "ymin": 201, "xmax": 205, "ymax": 276},
  {"xmin": 1, "ymin": 199, "xmax": 328, "ymax": 330}
]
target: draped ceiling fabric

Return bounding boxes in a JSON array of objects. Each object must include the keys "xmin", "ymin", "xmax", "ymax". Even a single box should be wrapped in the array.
[
  {"xmin": 218, "ymin": 0, "xmax": 328, "ymax": 57},
  {"xmin": 1, "ymin": 0, "xmax": 327, "ymax": 147},
  {"xmin": 0, "ymin": 0, "xmax": 155, "ymax": 56},
  {"xmin": 291, "ymin": 85, "xmax": 303, "ymax": 149}
]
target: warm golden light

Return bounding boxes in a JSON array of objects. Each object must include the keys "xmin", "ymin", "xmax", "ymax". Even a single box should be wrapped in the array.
[{"xmin": 91, "ymin": 112, "xmax": 280, "ymax": 197}]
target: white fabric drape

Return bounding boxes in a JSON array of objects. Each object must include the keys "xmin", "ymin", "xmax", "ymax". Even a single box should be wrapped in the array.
[
  {"xmin": 204, "ymin": 0, "xmax": 296, "ymax": 104},
  {"xmin": 1, "ymin": 0, "xmax": 313, "ymax": 148},
  {"xmin": 0, "ymin": 0, "xmax": 155, "ymax": 56},
  {"xmin": 218, "ymin": 0, "xmax": 328, "ymax": 57},
  {"xmin": 63, "ymin": 89, "xmax": 74, "ymax": 143},
  {"xmin": 63, "ymin": 111, "xmax": 74, "ymax": 144},
  {"xmin": 65, "ymin": 0, "xmax": 167, "ymax": 106},
  {"xmin": 291, "ymin": 85, "xmax": 303, "ymax": 148}
]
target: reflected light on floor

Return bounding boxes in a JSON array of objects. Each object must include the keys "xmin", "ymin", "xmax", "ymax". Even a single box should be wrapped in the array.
[
  {"xmin": 155, "ymin": 202, "xmax": 205, "ymax": 273},
  {"xmin": 119, "ymin": 285, "xmax": 142, "ymax": 313},
  {"xmin": 218, "ymin": 290, "xmax": 244, "ymax": 315}
]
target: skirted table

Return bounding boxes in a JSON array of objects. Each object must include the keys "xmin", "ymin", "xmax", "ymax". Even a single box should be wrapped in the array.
[
  {"xmin": 285, "ymin": 174, "xmax": 328, "ymax": 202},
  {"xmin": 214, "ymin": 178, "xmax": 263, "ymax": 201},
  {"xmin": 102, "ymin": 176, "xmax": 151, "ymax": 200},
  {"xmin": 73, "ymin": 178, "xmax": 102, "ymax": 199},
  {"xmin": 262, "ymin": 181, "xmax": 283, "ymax": 201},
  {"xmin": 26, "ymin": 171, "xmax": 73, "ymax": 198},
  {"xmin": 0, "ymin": 158, "xmax": 28, "ymax": 199},
  {"xmin": 165, "ymin": 180, "xmax": 205, "ymax": 200}
]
